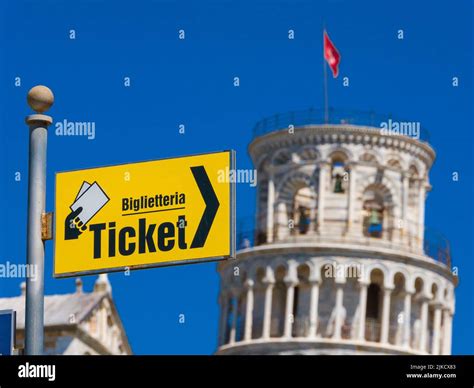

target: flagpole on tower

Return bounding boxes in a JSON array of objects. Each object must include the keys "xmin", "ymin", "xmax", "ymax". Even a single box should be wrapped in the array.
[
  {"xmin": 322, "ymin": 25, "xmax": 329, "ymax": 124},
  {"xmin": 322, "ymin": 26, "xmax": 340, "ymax": 125}
]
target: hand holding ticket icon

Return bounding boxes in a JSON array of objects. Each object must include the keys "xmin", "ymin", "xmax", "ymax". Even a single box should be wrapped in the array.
[
  {"xmin": 64, "ymin": 181, "xmax": 110, "ymax": 240},
  {"xmin": 65, "ymin": 207, "xmax": 87, "ymax": 240}
]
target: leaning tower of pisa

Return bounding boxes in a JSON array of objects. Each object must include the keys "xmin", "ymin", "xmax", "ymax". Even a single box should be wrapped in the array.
[{"xmin": 216, "ymin": 109, "xmax": 456, "ymax": 355}]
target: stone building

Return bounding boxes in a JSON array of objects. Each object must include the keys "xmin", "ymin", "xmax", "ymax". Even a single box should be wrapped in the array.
[
  {"xmin": 216, "ymin": 109, "xmax": 456, "ymax": 355},
  {"xmin": 0, "ymin": 274, "xmax": 131, "ymax": 355}
]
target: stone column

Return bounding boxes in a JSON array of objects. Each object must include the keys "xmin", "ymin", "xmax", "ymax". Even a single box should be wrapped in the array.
[
  {"xmin": 402, "ymin": 173, "xmax": 409, "ymax": 235},
  {"xmin": 276, "ymin": 202, "xmax": 288, "ymax": 240},
  {"xmin": 442, "ymin": 308, "xmax": 453, "ymax": 355},
  {"xmin": 317, "ymin": 162, "xmax": 329, "ymax": 232},
  {"xmin": 357, "ymin": 282, "xmax": 369, "ymax": 341},
  {"xmin": 266, "ymin": 171, "xmax": 275, "ymax": 243},
  {"xmin": 403, "ymin": 291, "xmax": 412, "ymax": 348},
  {"xmin": 283, "ymin": 280, "xmax": 296, "ymax": 338},
  {"xmin": 229, "ymin": 290, "xmax": 238, "ymax": 344},
  {"xmin": 419, "ymin": 295, "xmax": 429, "ymax": 352},
  {"xmin": 219, "ymin": 292, "xmax": 229, "ymax": 346},
  {"xmin": 244, "ymin": 280, "xmax": 254, "ymax": 342},
  {"xmin": 346, "ymin": 163, "xmax": 356, "ymax": 234},
  {"xmin": 431, "ymin": 303, "xmax": 442, "ymax": 355},
  {"xmin": 333, "ymin": 283, "xmax": 344, "ymax": 340},
  {"xmin": 262, "ymin": 279, "xmax": 274, "ymax": 339},
  {"xmin": 417, "ymin": 180, "xmax": 426, "ymax": 250},
  {"xmin": 380, "ymin": 287, "xmax": 393, "ymax": 344},
  {"xmin": 309, "ymin": 279, "xmax": 320, "ymax": 337}
]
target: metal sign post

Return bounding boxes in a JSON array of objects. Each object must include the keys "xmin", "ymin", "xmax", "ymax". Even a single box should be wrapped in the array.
[{"xmin": 24, "ymin": 86, "xmax": 54, "ymax": 355}]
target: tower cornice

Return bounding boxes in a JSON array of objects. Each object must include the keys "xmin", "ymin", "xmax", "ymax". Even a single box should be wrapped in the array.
[
  {"xmin": 221, "ymin": 242, "xmax": 455, "ymax": 284},
  {"xmin": 249, "ymin": 124, "xmax": 435, "ymax": 170}
]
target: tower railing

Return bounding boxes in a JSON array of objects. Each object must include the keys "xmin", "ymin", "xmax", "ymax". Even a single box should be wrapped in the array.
[
  {"xmin": 236, "ymin": 218, "xmax": 451, "ymax": 268},
  {"xmin": 252, "ymin": 107, "xmax": 431, "ymax": 143},
  {"xmin": 226, "ymin": 315, "xmax": 417, "ymax": 349}
]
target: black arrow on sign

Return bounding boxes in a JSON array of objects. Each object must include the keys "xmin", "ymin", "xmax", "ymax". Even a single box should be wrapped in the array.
[{"xmin": 190, "ymin": 165, "xmax": 220, "ymax": 249}]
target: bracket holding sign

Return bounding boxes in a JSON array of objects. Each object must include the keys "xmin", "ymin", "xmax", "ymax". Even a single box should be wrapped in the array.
[
  {"xmin": 41, "ymin": 212, "xmax": 54, "ymax": 241},
  {"xmin": 53, "ymin": 150, "xmax": 235, "ymax": 278}
]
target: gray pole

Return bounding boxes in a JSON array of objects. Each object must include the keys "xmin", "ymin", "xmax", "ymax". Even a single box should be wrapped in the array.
[{"xmin": 24, "ymin": 85, "xmax": 54, "ymax": 355}]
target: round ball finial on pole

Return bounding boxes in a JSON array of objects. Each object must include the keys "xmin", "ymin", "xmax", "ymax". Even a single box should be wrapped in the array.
[{"xmin": 27, "ymin": 85, "xmax": 54, "ymax": 113}]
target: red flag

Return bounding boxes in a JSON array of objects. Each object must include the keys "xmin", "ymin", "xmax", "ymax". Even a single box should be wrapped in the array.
[{"xmin": 324, "ymin": 30, "xmax": 341, "ymax": 78}]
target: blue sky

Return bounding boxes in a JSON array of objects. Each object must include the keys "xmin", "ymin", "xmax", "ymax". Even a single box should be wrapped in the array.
[{"xmin": 0, "ymin": 0, "xmax": 472, "ymax": 354}]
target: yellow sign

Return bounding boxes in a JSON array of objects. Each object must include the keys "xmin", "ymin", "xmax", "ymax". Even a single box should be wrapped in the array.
[{"xmin": 54, "ymin": 151, "xmax": 235, "ymax": 278}]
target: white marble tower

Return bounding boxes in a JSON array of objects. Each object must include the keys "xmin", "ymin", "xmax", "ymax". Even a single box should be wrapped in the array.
[{"xmin": 216, "ymin": 110, "xmax": 456, "ymax": 355}]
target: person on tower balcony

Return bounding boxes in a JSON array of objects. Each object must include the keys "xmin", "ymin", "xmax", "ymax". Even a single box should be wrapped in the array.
[{"xmin": 298, "ymin": 206, "xmax": 311, "ymax": 235}]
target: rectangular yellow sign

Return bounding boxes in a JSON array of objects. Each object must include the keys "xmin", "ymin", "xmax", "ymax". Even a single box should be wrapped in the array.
[{"xmin": 54, "ymin": 150, "xmax": 235, "ymax": 278}]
